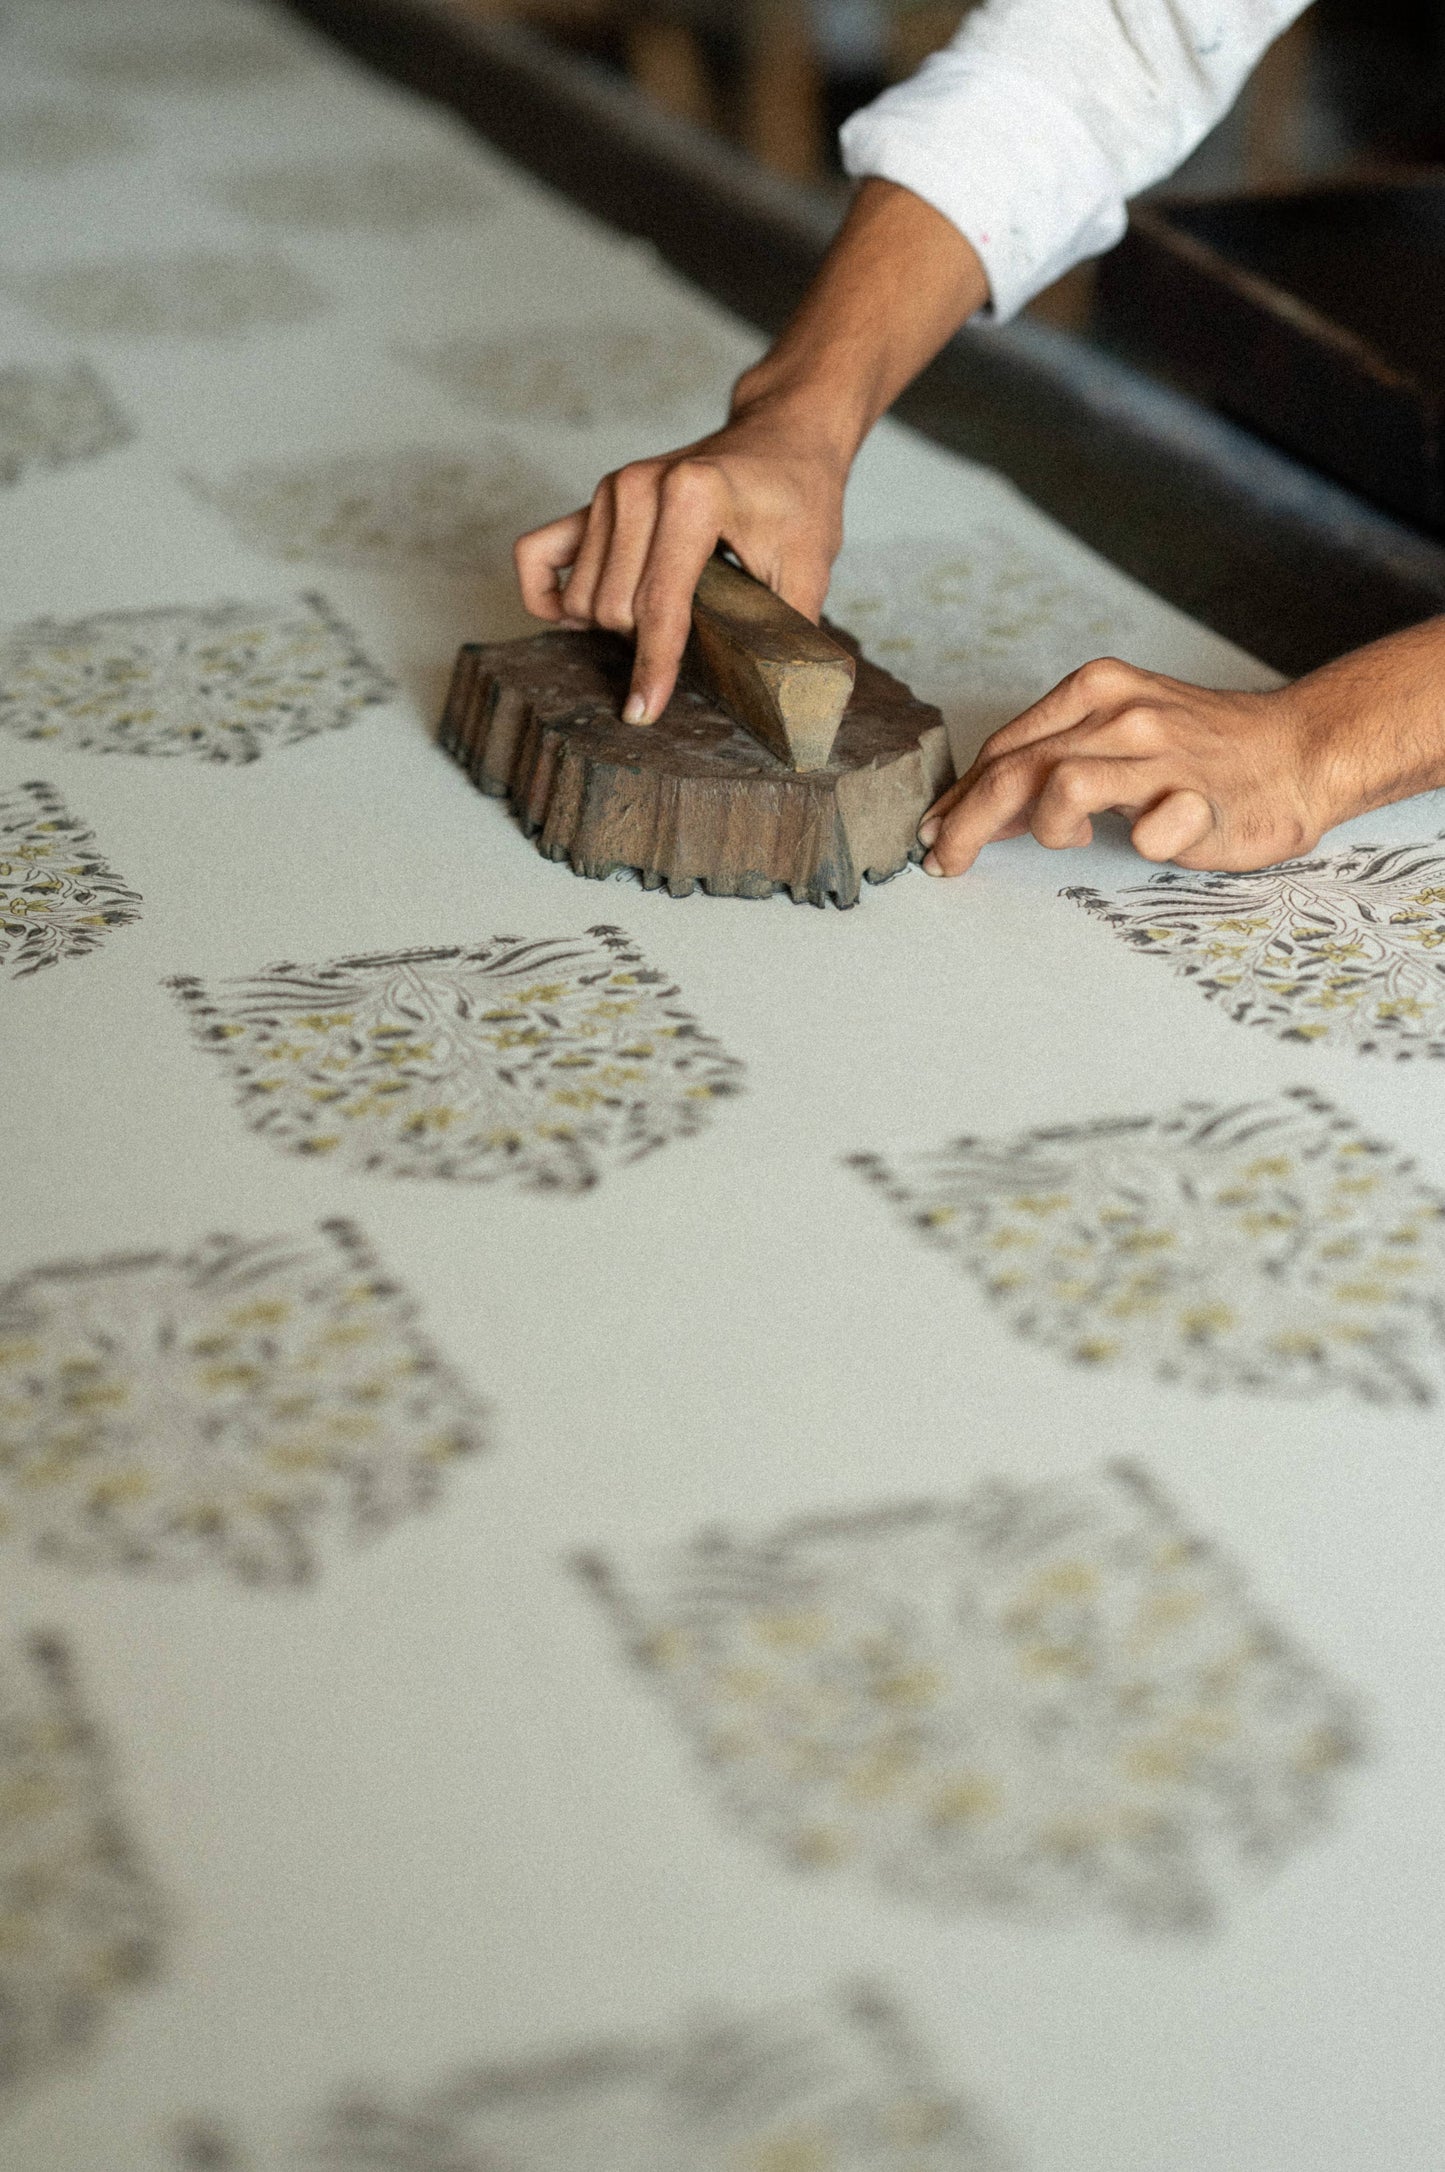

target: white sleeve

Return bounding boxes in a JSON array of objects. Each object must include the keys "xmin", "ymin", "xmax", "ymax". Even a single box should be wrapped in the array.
[{"xmin": 837, "ymin": 0, "xmax": 1311, "ymax": 320}]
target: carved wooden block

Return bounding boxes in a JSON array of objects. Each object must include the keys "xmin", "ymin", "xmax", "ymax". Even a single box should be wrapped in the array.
[
  {"xmin": 689, "ymin": 555, "xmax": 854, "ymax": 770},
  {"xmin": 439, "ymin": 626, "xmax": 952, "ymax": 908}
]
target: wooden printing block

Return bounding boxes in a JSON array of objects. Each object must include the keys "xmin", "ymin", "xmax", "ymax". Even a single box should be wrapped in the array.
[{"xmin": 439, "ymin": 588, "xmax": 953, "ymax": 909}]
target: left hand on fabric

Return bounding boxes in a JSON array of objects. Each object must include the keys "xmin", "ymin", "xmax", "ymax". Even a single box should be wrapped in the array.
[{"xmin": 917, "ymin": 618, "xmax": 1445, "ymax": 876}]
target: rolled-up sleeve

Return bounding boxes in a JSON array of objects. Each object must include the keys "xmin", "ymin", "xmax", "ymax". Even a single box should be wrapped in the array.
[{"xmin": 838, "ymin": 0, "xmax": 1311, "ymax": 320}]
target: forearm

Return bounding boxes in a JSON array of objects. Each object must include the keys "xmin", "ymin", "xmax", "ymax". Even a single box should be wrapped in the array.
[
  {"xmin": 728, "ymin": 178, "xmax": 989, "ymax": 463},
  {"xmin": 1285, "ymin": 614, "xmax": 1445, "ymax": 827}
]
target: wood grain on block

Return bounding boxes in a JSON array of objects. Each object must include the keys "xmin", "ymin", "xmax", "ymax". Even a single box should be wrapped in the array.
[
  {"xmin": 439, "ymin": 627, "xmax": 952, "ymax": 908},
  {"xmin": 690, "ymin": 556, "xmax": 855, "ymax": 770}
]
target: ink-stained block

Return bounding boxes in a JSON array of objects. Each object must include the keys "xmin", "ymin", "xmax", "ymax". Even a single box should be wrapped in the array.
[
  {"xmin": 0, "ymin": 102, "xmax": 141, "ymax": 172},
  {"xmin": 57, "ymin": 27, "xmax": 300, "ymax": 91},
  {"xmin": 0, "ymin": 595, "xmax": 392, "ymax": 762},
  {"xmin": 0, "ymin": 780, "xmax": 141, "ymax": 978},
  {"xmin": 404, "ymin": 321, "xmax": 732, "ymax": 427},
  {"xmin": 0, "ymin": 360, "xmax": 131, "ymax": 487},
  {"xmin": 189, "ymin": 444, "xmax": 560, "ymax": 574},
  {"xmin": 0, "ymin": 1222, "xmax": 486, "ymax": 1585},
  {"xmin": 172, "ymin": 1985, "xmax": 1014, "ymax": 2171},
  {"xmin": 1066, "ymin": 838, "xmax": 1445, "ymax": 1058},
  {"xmin": 212, "ymin": 155, "xmax": 497, "ymax": 233},
  {"xmin": 5, "ymin": 250, "xmax": 326, "ymax": 338},
  {"xmin": 853, "ymin": 1088, "xmax": 1445, "ymax": 1402},
  {"xmin": 0, "ymin": 1633, "xmax": 165, "ymax": 2109},
  {"xmin": 581, "ymin": 1466, "xmax": 1362, "ymax": 1934},
  {"xmin": 827, "ymin": 534, "xmax": 1150, "ymax": 724},
  {"xmin": 167, "ymin": 927, "xmax": 744, "ymax": 1191}
]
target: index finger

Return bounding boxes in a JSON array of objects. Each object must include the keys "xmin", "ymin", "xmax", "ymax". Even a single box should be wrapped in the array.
[{"xmin": 625, "ymin": 465, "xmax": 726, "ymax": 724}]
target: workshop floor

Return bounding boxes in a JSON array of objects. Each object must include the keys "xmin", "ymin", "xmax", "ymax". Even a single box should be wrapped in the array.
[{"xmin": 3, "ymin": 4, "xmax": 1444, "ymax": 2169}]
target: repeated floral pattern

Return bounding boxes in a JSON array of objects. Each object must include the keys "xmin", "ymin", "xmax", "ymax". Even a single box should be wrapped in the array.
[
  {"xmin": 189, "ymin": 444, "xmax": 561, "ymax": 574},
  {"xmin": 0, "ymin": 780, "xmax": 141, "ymax": 978},
  {"xmin": 167, "ymin": 928, "xmax": 744, "ymax": 1191},
  {"xmin": 212, "ymin": 155, "xmax": 496, "ymax": 232},
  {"xmin": 0, "ymin": 361, "xmax": 131, "ymax": 488},
  {"xmin": 581, "ymin": 1466, "xmax": 1362, "ymax": 1933},
  {"xmin": 5, "ymin": 251, "xmax": 326, "ymax": 338},
  {"xmin": 0, "ymin": 103, "xmax": 141, "ymax": 171},
  {"xmin": 0, "ymin": 595, "xmax": 393, "ymax": 762},
  {"xmin": 851, "ymin": 1089, "xmax": 1445, "ymax": 1402},
  {"xmin": 1066, "ymin": 839, "xmax": 1445, "ymax": 1058},
  {"xmin": 171, "ymin": 1985, "xmax": 1012, "ymax": 2171},
  {"xmin": 0, "ymin": 1632, "xmax": 165, "ymax": 2108},
  {"xmin": 0, "ymin": 1221, "xmax": 486, "ymax": 1584},
  {"xmin": 402, "ymin": 321, "xmax": 732, "ymax": 427},
  {"xmin": 826, "ymin": 534, "xmax": 1151, "ymax": 728}
]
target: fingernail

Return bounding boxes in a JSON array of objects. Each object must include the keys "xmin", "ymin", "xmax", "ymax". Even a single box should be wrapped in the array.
[
  {"xmin": 622, "ymin": 693, "xmax": 649, "ymax": 725},
  {"xmin": 922, "ymin": 851, "xmax": 942, "ymax": 876},
  {"xmin": 917, "ymin": 816, "xmax": 940, "ymax": 847},
  {"xmin": 558, "ymin": 616, "xmax": 589, "ymax": 632}
]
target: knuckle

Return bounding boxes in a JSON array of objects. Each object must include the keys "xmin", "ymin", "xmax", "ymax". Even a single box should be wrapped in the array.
[
  {"xmin": 610, "ymin": 462, "xmax": 656, "ymax": 510},
  {"xmin": 660, "ymin": 457, "xmax": 719, "ymax": 509},
  {"xmin": 1071, "ymin": 655, "xmax": 1133, "ymax": 701},
  {"xmin": 592, "ymin": 595, "xmax": 636, "ymax": 635}
]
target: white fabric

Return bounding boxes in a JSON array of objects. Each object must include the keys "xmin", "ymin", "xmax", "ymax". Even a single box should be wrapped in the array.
[
  {"xmin": 5, "ymin": 6, "xmax": 1445, "ymax": 2172},
  {"xmin": 840, "ymin": 0, "xmax": 1311, "ymax": 317}
]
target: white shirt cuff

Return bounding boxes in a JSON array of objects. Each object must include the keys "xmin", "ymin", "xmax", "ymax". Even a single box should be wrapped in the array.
[{"xmin": 839, "ymin": 52, "xmax": 1130, "ymax": 321}]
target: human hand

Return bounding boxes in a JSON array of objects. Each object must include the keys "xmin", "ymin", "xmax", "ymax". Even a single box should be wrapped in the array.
[
  {"xmin": 917, "ymin": 628, "xmax": 1445, "ymax": 877},
  {"xmin": 513, "ymin": 397, "xmax": 848, "ymax": 727}
]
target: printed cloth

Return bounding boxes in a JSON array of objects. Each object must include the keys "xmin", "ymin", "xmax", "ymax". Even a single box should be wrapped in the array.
[{"xmin": 1, "ymin": 2, "xmax": 1441, "ymax": 2170}]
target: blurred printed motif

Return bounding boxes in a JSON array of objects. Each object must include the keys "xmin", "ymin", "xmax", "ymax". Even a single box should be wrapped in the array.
[
  {"xmin": 168, "ymin": 928, "xmax": 744, "ymax": 1192},
  {"xmin": 0, "ymin": 780, "xmax": 141, "ymax": 978},
  {"xmin": 0, "ymin": 1222, "xmax": 486, "ymax": 1585},
  {"xmin": 56, "ymin": 27, "xmax": 300, "ymax": 91},
  {"xmin": 212, "ymin": 155, "xmax": 497, "ymax": 231},
  {"xmin": 853, "ymin": 1088, "xmax": 1445, "ymax": 1402},
  {"xmin": 0, "ymin": 1634, "xmax": 164, "ymax": 2111},
  {"xmin": 403, "ymin": 321, "xmax": 732, "ymax": 427},
  {"xmin": 171, "ymin": 1984, "xmax": 1014, "ymax": 2171},
  {"xmin": 0, "ymin": 595, "xmax": 392, "ymax": 762},
  {"xmin": 5, "ymin": 251, "xmax": 327, "ymax": 338},
  {"xmin": 1067, "ymin": 840, "xmax": 1445, "ymax": 1058},
  {"xmin": 827, "ymin": 535, "xmax": 1153, "ymax": 731},
  {"xmin": 0, "ymin": 361, "xmax": 131, "ymax": 487},
  {"xmin": 189, "ymin": 444, "xmax": 561, "ymax": 573},
  {"xmin": 0, "ymin": 103, "xmax": 140, "ymax": 171},
  {"xmin": 581, "ymin": 1466, "xmax": 1362, "ymax": 1934}
]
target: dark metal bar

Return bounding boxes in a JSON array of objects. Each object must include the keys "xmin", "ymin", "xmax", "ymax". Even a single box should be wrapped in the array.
[{"xmin": 283, "ymin": 0, "xmax": 1445, "ymax": 673}]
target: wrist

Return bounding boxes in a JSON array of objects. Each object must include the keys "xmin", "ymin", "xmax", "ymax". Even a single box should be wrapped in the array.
[{"xmin": 727, "ymin": 359, "xmax": 871, "ymax": 471}]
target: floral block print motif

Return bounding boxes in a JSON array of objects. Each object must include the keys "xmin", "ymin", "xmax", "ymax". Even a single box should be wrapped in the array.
[
  {"xmin": 0, "ymin": 780, "xmax": 141, "ymax": 978},
  {"xmin": 851, "ymin": 1089, "xmax": 1445, "ymax": 1403},
  {"xmin": 1066, "ymin": 839, "xmax": 1445, "ymax": 1059},
  {"xmin": 403, "ymin": 321, "xmax": 733, "ymax": 427},
  {"xmin": 0, "ymin": 1632, "xmax": 165, "ymax": 2108},
  {"xmin": 212, "ymin": 155, "xmax": 497, "ymax": 232},
  {"xmin": 580, "ymin": 1466, "xmax": 1362, "ymax": 1934},
  {"xmin": 0, "ymin": 595, "xmax": 392, "ymax": 762},
  {"xmin": 172, "ymin": 1985, "xmax": 1013, "ymax": 2172},
  {"xmin": 190, "ymin": 444, "xmax": 560, "ymax": 574},
  {"xmin": 0, "ymin": 103, "xmax": 140, "ymax": 171},
  {"xmin": 0, "ymin": 360, "xmax": 131, "ymax": 487},
  {"xmin": 57, "ymin": 28, "xmax": 300, "ymax": 92},
  {"xmin": 167, "ymin": 928, "xmax": 743, "ymax": 1191},
  {"xmin": 827, "ymin": 534, "xmax": 1150, "ymax": 728},
  {"xmin": 5, "ymin": 251, "xmax": 326, "ymax": 338},
  {"xmin": 0, "ymin": 1221, "xmax": 486, "ymax": 1584}
]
